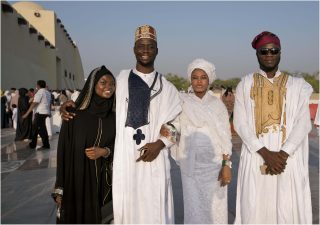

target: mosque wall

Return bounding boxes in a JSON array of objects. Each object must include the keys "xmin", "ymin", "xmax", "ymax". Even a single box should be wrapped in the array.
[
  {"xmin": 54, "ymin": 16, "xmax": 84, "ymax": 90},
  {"xmin": 1, "ymin": 5, "xmax": 56, "ymax": 90},
  {"xmin": 1, "ymin": 1, "xmax": 84, "ymax": 91},
  {"xmin": 12, "ymin": 3, "xmax": 56, "ymax": 46}
]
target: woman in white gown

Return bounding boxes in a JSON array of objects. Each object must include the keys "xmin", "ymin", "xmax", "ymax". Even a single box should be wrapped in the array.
[{"xmin": 162, "ymin": 58, "xmax": 232, "ymax": 224}]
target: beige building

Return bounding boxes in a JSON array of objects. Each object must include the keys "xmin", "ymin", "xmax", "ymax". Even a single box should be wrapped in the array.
[{"xmin": 1, "ymin": 1, "xmax": 84, "ymax": 90}]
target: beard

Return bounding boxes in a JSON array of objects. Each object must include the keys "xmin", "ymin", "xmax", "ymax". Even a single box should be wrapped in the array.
[
  {"xmin": 135, "ymin": 55, "xmax": 156, "ymax": 68},
  {"xmin": 258, "ymin": 56, "xmax": 281, "ymax": 73}
]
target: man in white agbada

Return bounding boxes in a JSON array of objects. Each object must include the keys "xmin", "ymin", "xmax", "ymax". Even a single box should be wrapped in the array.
[
  {"xmin": 234, "ymin": 31, "xmax": 313, "ymax": 223},
  {"xmin": 112, "ymin": 25, "xmax": 181, "ymax": 224},
  {"xmin": 161, "ymin": 58, "xmax": 232, "ymax": 224}
]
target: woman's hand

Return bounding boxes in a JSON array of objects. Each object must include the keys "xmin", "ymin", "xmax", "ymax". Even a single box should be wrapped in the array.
[
  {"xmin": 160, "ymin": 125, "xmax": 170, "ymax": 137},
  {"xmin": 60, "ymin": 100, "xmax": 76, "ymax": 121},
  {"xmin": 218, "ymin": 165, "xmax": 232, "ymax": 187},
  {"xmin": 55, "ymin": 195, "xmax": 62, "ymax": 208},
  {"xmin": 85, "ymin": 147, "xmax": 109, "ymax": 160}
]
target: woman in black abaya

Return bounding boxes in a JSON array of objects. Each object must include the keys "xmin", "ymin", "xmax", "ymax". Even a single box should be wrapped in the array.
[
  {"xmin": 52, "ymin": 66, "xmax": 116, "ymax": 224},
  {"xmin": 15, "ymin": 88, "xmax": 32, "ymax": 141}
]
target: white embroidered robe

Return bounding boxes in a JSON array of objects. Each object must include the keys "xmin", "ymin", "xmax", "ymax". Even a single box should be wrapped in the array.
[
  {"xmin": 112, "ymin": 69, "xmax": 182, "ymax": 224},
  {"xmin": 234, "ymin": 70, "xmax": 313, "ymax": 224}
]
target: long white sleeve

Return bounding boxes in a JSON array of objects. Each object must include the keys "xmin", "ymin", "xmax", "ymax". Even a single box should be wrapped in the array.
[
  {"xmin": 282, "ymin": 81, "xmax": 313, "ymax": 156},
  {"xmin": 233, "ymin": 79, "xmax": 264, "ymax": 153}
]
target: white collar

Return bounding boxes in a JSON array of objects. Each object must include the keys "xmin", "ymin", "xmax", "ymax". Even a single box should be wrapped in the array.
[
  {"xmin": 258, "ymin": 69, "xmax": 282, "ymax": 82},
  {"xmin": 133, "ymin": 68, "xmax": 156, "ymax": 78}
]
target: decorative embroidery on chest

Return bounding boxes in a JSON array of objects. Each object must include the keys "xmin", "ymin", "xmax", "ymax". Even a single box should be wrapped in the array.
[
  {"xmin": 268, "ymin": 90, "xmax": 273, "ymax": 105},
  {"xmin": 133, "ymin": 129, "xmax": 145, "ymax": 145},
  {"xmin": 250, "ymin": 73, "xmax": 288, "ymax": 143}
]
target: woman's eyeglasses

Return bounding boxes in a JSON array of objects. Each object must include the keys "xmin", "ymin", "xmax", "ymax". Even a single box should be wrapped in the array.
[{"xmin": 258, "ymin": 48, "xmax": 280, "ymax": 56}]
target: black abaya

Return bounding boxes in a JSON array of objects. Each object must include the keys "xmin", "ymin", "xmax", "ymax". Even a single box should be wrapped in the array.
[
  {"xmin": 56, "ymin": 110, "xmax": 115, "ymax": 224},
  {"xmin": 53, "ymin": 65, "xmax": 116, "ymax": 224},
  {"xmin": 15, "ymin": 89, "xmax": 32, "ymax": 141}
]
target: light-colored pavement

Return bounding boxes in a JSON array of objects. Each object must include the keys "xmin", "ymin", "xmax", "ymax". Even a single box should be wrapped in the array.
[{"xmin": 1, "ymin": 126, "xmax": 319, "ymax": 224}]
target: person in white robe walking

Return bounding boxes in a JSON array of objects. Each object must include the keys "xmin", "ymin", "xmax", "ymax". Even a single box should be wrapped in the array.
[
  {"xmin": 161, "ymin": 58, "xmax": 232, "ymax": 224},
  {"xmin": 234, "ymin": 31, "xmax": 313, "ymax": 224}
]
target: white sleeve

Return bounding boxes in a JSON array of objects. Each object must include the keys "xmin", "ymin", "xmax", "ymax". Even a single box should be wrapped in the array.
[
  {"xmin": 282, "ymin": 82, "xmax": 313, "ymax": 156},
  {"xmin": 233, "ymin": 79, "xmax": 264, "ymax": 153},
  {"xmin": 33, "ymin": 90, "xmax": 42, "ymax": 103},
  {"xmin": 159, "ymin": 136, "xmax": 173, "ymax": 148},
  {"xmin": 157, "ymin": 80, "xmax": 182, "ymax": 148},
  {"xmin": 314, "ymin": 106, "xmax": 319, "ymax": 126},
  {"xmin": 216, "ymin": 98, "xmax": 232, "ymax": 156}
]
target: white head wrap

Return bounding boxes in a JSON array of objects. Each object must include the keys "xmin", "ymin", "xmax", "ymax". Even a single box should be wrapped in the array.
[
  {"xmin": 4, "ymin": 90, "xmax": 10, "ymax": 96},
  {"xmin": 187, "ymin": 58, "xmax": 216, "ymax": 84}
]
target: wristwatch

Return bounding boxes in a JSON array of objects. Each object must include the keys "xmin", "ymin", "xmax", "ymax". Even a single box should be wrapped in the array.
[{"xmin": 222, "ymin": 159, "xmax": 232, "ymax": 168}]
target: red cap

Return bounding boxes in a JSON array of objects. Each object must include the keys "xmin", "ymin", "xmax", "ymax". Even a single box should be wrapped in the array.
[{"xmin": 252, "ymin": 31, "xmax": 281, "ymax": 49}]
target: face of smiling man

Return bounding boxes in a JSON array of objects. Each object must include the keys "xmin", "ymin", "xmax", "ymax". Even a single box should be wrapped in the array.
[{"xmin": 134, "ymin": 38, "xmax": 158, "ymax": 73}]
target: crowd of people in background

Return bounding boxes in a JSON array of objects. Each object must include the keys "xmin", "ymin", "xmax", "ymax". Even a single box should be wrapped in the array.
[{"xmin": 1, "ymin": 86, "xmax": 82, "ymax": 142}]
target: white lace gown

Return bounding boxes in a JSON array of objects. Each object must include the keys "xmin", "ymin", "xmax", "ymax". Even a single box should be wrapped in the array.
[
  {"xmin": 171, "ymin": 92, "xmax": 232, "ymax": 224},
  {"xmin": 181, "ymin": 127, "xmax": 228, "ymax": 224}
]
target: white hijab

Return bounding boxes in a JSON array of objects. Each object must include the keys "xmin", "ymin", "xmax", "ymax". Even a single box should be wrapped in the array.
[{"xmin": 187, "ymin": 58, "xmax": 216, "ymax": 84}]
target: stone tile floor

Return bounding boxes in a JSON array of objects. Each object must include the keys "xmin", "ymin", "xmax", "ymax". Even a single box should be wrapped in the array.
[{"xmin": 1, "ymin": 127, "xmax": 319, "ymax": 224}]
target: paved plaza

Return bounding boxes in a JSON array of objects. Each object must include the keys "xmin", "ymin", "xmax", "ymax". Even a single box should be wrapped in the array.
[{"xmin": 1, "ymin": 126, "xmax": 319, "ymax": 224}]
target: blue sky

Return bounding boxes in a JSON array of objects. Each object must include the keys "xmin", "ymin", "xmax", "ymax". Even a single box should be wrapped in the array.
[{"xmin": 27, "ymin": 1, "xmax": 320, "ymax": 79}]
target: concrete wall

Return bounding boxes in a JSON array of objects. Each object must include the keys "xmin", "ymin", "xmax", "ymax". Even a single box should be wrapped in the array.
[
  {"xmin": 12, "ymin": 2, "xmax": 56, "ymax": 45},
  {"xmin": 1, "ymin": 6, "xmax": 56, "ymax": 90},
  {"xmin": 54, "ymin": 16, "xmax": 84, "ymax": 90},
  {"xmin": 1, "ymin": 1, "xmax": 84, "ymax": 90}
]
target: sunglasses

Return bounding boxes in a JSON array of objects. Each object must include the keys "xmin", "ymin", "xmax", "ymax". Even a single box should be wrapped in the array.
[{"xmin": 258, "ymin": 48, "xmax": 280, "ymax": 55}]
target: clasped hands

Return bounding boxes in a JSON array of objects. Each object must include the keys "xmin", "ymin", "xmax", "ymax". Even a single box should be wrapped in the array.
[{"xmin": 258, "ymin": 147, "xmax": 289, "ymax": 175}]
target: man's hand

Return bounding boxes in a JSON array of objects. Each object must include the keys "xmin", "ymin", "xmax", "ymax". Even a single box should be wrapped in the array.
[
  {"xmin": 276, "ymin": 150, "xmax": 289, "ymax": 173},
  {"xmin": 21, "ymin": 102, "xmax": 38, "ymax": 120},
  {"xmin": 136, "ymin": 140, "xmax": 165, "ymax": 162},
  {"xmin": 21, "ymin": 112, "xmax": 29, "ymax": 120},
  {"xmin": 60, "ymin": 100, "xmax": 76, "ymax": 121},
  {"xmin": 85, "ymin": 147, "xmax": 109, "ymax": 160},
  {"xmin": 279, "ymin": 150, "xmax": 289, "ymax": 161},
  {"xmin": 258, "ymin": 147, "xmax": 287, "ymax": 175}
]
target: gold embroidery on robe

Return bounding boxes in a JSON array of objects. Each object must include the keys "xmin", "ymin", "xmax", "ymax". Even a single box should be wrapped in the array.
[{"xmin": 250, "ymin": 73, "xmax": 288, "ymax": 143}]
